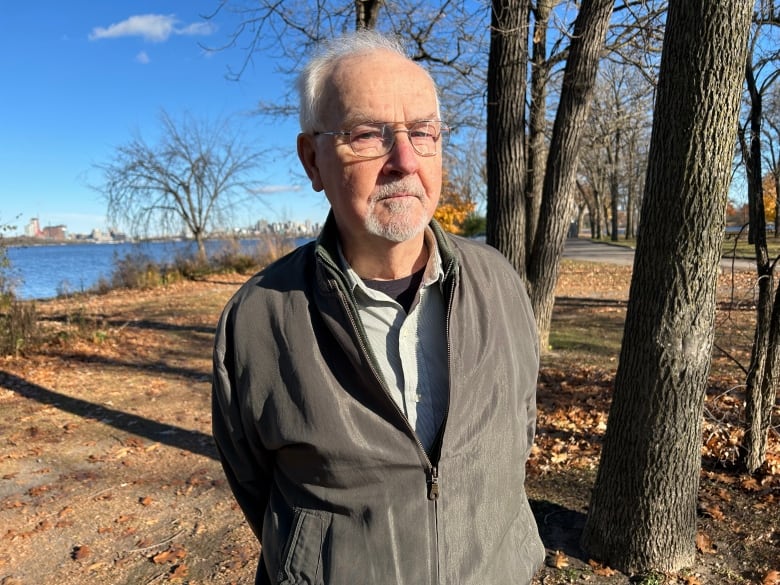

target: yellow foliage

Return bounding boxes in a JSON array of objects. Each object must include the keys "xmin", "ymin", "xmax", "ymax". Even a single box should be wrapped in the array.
[
  {"xmin": 434, "ymin": 167, "xmax": 477, "ymax": 234},
  {"xmin": 434, "ymin": 202, "xmax": 476, "ymax": 234},
  {"xmin": 763, "ymin": 174, "xmax": 777, "ymax": 223}
]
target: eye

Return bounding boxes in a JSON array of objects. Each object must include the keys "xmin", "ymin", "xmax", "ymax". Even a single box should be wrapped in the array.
[
  {"xmin": 410, "ymin": 123, "xmax": 438, "ymax": 140},
  {"xmin": 350, "ymin": 124, "xmax": 386, "ymax": 143}
]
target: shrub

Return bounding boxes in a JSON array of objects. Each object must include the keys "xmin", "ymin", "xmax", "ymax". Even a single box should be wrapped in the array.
[
  {"xmin": 0, "ymin": 297, "xmax": 38, "ymax": 356},
  {"xmin": 111, "ymin": 251, "xmax": 163, "ymax": 290},
  {"xmin": 210, "ymin": 239, "xmax": 259, "ymax": 275}
]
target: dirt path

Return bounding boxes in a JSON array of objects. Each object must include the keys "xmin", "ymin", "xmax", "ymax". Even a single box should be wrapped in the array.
[{"xmin": 1, "ymin": 276, "xmax": 258, "ymax": 585}]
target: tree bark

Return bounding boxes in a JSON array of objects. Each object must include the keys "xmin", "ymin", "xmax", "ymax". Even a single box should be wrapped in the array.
[
  {"xmin": 581, "ymin": 0, "xmax": 752, "ymax": 573},
  {"xmin": 526, "ymin": 0, "xmax": 615, "ymax": 347},
  {"xmin": 355, "ymin": 0, "xmax": 383, "ymax": 29},
  {"xmin": 486, "ymin": 0, "xmax": 531, "ymax": 278},
  {"xmin": 525, "ymin": 0, "xmax": 553, "ymax": 255},
  {"xmin": 741, "ymin": 56, "xmax": 776, "ymax": 473}
]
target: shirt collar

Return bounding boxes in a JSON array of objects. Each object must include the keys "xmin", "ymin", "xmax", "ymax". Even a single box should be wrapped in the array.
[{"xmin": 339, "ymin": 227, "xmax": 444, "ymax": 294}]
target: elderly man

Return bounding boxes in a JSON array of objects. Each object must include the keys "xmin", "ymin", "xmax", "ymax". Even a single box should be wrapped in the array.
[{"xmin": 212, "ymin": 30, "xmax": 544, "ymax": 585}]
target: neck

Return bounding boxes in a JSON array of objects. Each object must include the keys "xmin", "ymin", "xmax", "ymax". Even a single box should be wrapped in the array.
[{"xmin": 342, "ymin": 231, "xmax": 429, "ymax": 280}]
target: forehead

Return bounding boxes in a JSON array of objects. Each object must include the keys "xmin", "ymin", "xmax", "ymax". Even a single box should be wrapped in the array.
[{"xmin": 322, "ymin": 50, "xmax": 438, "ymax": 127}]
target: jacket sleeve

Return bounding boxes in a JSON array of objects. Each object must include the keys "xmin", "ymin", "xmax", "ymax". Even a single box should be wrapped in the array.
[{"xmin": 211, "ymin": 305, "xmax": 273, "ymax": 542}]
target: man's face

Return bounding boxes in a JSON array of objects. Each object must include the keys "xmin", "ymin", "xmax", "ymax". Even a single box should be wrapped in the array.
[{"xmin": 298, "ymin": 50, "xmax": 442, "ymax": 247}]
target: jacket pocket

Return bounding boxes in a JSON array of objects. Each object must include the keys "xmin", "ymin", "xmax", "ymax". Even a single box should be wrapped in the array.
[{"xmin": 277, "ymin": 508, "xmax": 329, "ymax": 585}]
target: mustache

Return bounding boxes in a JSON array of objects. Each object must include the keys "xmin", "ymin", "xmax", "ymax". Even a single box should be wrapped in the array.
[{"xmin": 372, "ymin": 180, "xmax": 427, "ymax": 202}]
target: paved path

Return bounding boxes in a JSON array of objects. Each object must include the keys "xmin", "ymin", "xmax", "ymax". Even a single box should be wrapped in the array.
[{"xmin": 562, "ymin": 238, "xmax": 756, "ymax": 272}]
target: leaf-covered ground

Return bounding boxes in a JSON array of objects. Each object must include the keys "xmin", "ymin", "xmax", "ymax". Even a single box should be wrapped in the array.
[{"xmin": 0, "ymin": 261, "xmax": 777, "ymax": 585}]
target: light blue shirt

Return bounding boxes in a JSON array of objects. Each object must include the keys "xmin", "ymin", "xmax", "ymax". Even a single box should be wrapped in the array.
[{"xmin": 340, "ymin": 228, "xmax": 449, "ymax": 452}]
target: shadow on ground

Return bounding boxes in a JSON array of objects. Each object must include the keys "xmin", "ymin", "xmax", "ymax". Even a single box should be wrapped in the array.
[{"xmin": 531, "ymin": 499, "xmax": 589, "ymax": 560}]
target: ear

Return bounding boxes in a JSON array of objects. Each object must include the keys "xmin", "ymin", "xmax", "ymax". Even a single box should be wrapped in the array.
[{"xmin": 297, "ymin": 133, "xmax": 324, "ymax": 192}]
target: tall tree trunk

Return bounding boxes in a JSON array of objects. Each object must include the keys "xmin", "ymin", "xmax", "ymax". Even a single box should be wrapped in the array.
[
  {"xmin": 525, "ymin": 0, "xmax": 553, "ymax": 254},
  {"xmin": 355, "ymin": 0, "xmax": 383, "ymax": 29},
  {"xmin": 486, "ymin": 0, "xmax": 530, "ymax": 278},
  {"xmin": 581, "ymin": 0, "xmax": 752, "ymax": 573},
  {"xmin": 610, "ymin": 126, "xmax": 621, "ymax": 242},
  {"xmin": 741, "ymin": 57, "xmax": 776, "ymax": 473},
  {"xmin": 526, "ymin": 0, "xmax": 615, "ymax": 347}
]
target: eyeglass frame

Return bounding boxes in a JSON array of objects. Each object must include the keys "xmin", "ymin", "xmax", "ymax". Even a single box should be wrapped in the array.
[{"xmin": 312, "ymin": 120, "xmax": 450, "ymax": 159}]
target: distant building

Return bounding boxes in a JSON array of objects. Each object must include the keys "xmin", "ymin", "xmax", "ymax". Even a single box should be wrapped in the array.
[
  {"xmin": 41, "ymin": 224, "xmax": 67, "ymax": 240},
  {"xmin": 25, "ymin": 217, "xmax": 43, "ymax": 238}
]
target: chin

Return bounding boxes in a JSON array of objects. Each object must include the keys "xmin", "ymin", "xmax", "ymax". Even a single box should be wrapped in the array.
[{"xmin": 366, "ymin": 213, "xmax": 430, "ymax": 243}]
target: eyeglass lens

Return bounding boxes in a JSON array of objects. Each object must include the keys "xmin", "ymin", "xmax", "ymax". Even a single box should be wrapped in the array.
[{"xmin": 349, "ymin": 121, "xmax": 446, "ymax": 157}]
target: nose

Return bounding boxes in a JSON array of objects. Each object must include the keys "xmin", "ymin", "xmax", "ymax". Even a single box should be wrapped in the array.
[{"xmin": 383, "ymin": 129, "xmax": 420, "ymax": 176}]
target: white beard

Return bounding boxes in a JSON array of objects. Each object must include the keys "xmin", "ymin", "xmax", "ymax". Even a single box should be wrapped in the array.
[{"xmin": 365, "ymin": 181, "xmax": 430, "ymax": 242}]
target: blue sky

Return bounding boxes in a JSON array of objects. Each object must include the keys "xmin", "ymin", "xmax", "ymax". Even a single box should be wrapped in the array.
[{"xmin": 1, "ymin": 1, "xmax": 328, "ymax": 237}]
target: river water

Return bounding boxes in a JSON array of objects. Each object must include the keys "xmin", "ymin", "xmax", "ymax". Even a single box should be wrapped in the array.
[{"xmin": 6, "ymin": 238, "xmax": 311, "ymax": 301}]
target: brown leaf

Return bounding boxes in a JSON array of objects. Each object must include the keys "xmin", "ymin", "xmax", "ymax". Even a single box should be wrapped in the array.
[
  {"xmin": 139, "ymin": 496, "xmax": 154, "ymax": 506},
  {"xmin": 741, "ymin": 477, "xmax": 761, "ymax": 491},
  {"xmin": 701, "ymin": 503, "xmax": 725, "ymax": 520},
  {"xmin": 151, "ymin": 545, "xmax": 187, "ymax": 564},
  {"xmin": 763, "ymin": 570, "xmax": 780, "ymax": 585},
  {"xmin": 684, "ymin": 575, "xmax": 703, "ymax": 585},
  {"xmin": 170, "ymin": 564, "xmax": 188, "ymax": 579},
  {"xmin": 588, "ymin": 559, "xmax": 617, "ymax": 576},
  {"xmin": 72, "ymin": 545, "xmax": 91, "ymax": 560},
  {"xmin": 546, "ymin": 550, "xmax": 569, "ymax": 569},
  {"xmin": 695, "ymin": 531, "xmax": 716, "ymax": 554}
]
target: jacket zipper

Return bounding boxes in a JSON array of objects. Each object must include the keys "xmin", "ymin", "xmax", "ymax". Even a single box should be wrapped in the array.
[
  {"xmin": 428, "ymin": 466, "xmax": 440, "ymax": 500},
  {"xmin": 319, "ymin": 245, "xmax": 456, "ymax": 585},
  {"xmin": 321, "ymin": 252, "xmax": 459, "ymax": 499},
  {"xmin": 320, "ymin": 258, "xmax": 433, "ymax": 463}
]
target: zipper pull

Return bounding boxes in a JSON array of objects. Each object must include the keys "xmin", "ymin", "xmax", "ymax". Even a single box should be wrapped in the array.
[{"xmin": 428, "ymin": 467, "xmax": 440, "ymax": 500}]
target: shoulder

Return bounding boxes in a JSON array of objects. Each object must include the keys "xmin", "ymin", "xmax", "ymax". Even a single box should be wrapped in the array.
[
  {"xmin": 445, "ymin": 234, "xmax": 522, "ymax": 283},
  {"xmin": 222, "ymin": 241, "xmax": 316, "ymax": 314}
]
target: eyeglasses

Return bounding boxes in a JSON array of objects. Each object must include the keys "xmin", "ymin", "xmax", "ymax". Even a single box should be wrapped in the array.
[{"xmin": 314, "ymin": 120, "xmax": 449, "ymax": 158}]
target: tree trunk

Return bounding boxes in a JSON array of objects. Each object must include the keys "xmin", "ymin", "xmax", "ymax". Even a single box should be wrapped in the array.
[
  {"xmin": 355, "ymin": 0, "xmax": 383, "ymax": 29},
  {"xmin": 525, "ymin": 0, "xmax": 553, "ymax": 255},
  {"xmin": 581, "ymin": 0, "xmax": 752, "ymax": 573},
  {"xmin": 486, "ymin": 0, "xmax": 530, "ymax": 278},
  {"xmin": 526, "ymin": 0, "xmax": 615, "ymax": 347},
  {"xmin": 742, "ymin": 56, "xmax": 776, "ymax": 473},
  {"xmin": 610, "ymin": 126, "xmax": 621, "ymax": 242}
]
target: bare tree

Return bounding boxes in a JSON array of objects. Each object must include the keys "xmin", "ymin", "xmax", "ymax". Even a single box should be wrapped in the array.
[
  {"xmin": 581, "ymin": 0, "xmax": 752, "ymax": 572},
  {"xmin": 93, "ymin": 110, "xmax": 266, "ymax": 262},
  {"xmin": 525, "ymin": 0, "xmax": 616, "ymax": 346},
  {"xmin": 578, "ymin": 62, "xmax": 653, "ymax": 241},
  {"xmin": 736, "ymin": 4, "xmax": 780, "ymax": 473}
]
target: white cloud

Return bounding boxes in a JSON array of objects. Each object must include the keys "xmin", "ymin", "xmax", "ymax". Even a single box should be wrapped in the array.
[
  {"xmin": 250, "ymin": 185, "xmax": 303, "ymax": 195},
  {"xmin": 89, "ymin": 14, "xmax": 215, "ymax": 43},
  {"xmin": 135, "ymin": 51, "xmax": 150, "ymax": 64}
]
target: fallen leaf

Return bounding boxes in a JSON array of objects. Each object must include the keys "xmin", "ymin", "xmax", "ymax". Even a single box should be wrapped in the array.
[
  {"xmin": 72, "ymin": 545, "xmax": 91, "ymax": 560},
  {"xmin": 139, "ymin": 496, "xmax": 154, "ymax": 506},
  {"xmin": 763, "ymin": 570, "xmax": 780, "ymax": 585},
  {"xmin": 588, "ymin": 559, "xmax": 617, "ymax": 576},
  {"xmin": 546, "ymin": 550, "xmax": 569, "ymax": 569},
  {"xmin": 152, "ymin": 545, "xmax": 187, "ymax": 564},
  {"xmin": 701, "ymin": 503, "xmax": 725, "ymax": 520},
  {"xmin": 684, "ymin": 575, "xmax": 703, "ymax": 585},
  {"xmin": 170, "ymin": 564, "xmax": 188, "ymax": 579},
  {"xmin": 695, "ymin": 531, "xmax": 716, "ymax": 554}
]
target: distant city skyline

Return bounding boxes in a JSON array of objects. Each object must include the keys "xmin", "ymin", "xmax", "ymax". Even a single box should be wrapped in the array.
[{"xmin": 18, "ymin": 214, "xmax": 323, "ymax": 242}]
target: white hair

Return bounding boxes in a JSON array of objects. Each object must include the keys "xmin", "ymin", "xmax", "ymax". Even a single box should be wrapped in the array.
[{"xmin": 297, "ymin": 29, "xmax": 439, "ymax": 133}]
